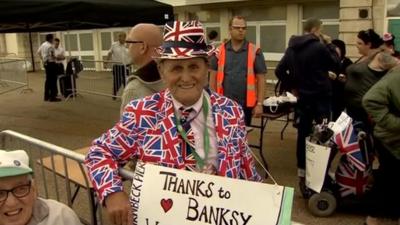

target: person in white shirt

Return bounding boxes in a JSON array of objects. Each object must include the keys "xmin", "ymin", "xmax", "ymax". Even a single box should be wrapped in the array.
[
  {"xmin": 54, "ymin": 38, "xmax": 66, "ymax": 76},
  {"xmin": 107, "ymin": 33, "xmax": 132, "ymax": 99},
  {"xmin": 37, "ymin": 34, "xmax": 61, "ymax": 102}
]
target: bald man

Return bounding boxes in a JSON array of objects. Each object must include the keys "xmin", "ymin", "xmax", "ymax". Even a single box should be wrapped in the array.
[{"xmin": 120, "ymin": 24, "xmax": 165, "ymax": 114}]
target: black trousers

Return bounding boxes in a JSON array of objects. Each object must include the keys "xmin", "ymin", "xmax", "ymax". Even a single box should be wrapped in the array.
[
  {"xmin": 112, "ymin": 65, "xmax": 129, "ymax": 97},
  {"xmin": 296, "ymin": 95, "xmax": 331, "ymax": 171},
  {"xmin": 44, "ymin": 62, "xmax": 58, "ymax": 100},
  {"xmin": 366, "ymin": 139, "xmax": 400, "ymax": 219},
  {"xmin": 243, "ymin": 107, "xmax": 253, "ymax": 126}
]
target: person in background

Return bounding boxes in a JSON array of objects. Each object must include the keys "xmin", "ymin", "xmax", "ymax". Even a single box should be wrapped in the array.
[
  {"xmin": 209, "ymin": 16, "xmax": 267, "ymax": 126},
  {"xmin": 331, "ymin": 39, "xmax": 353, "ymax": 120},
  {"xmin": 382, "ymin": 32, "xmax": 400, "ymax": 59},
  {"xmin": 37, "ymin": 34, "xmax": 61, "ymax": 102},
  {"xmin": 207, "ymin": 30, "xmax": 220, "ymax": 47},
  {"xmin": 120, "ymin": 23, "xmax": 164, "ymax": 115},
  {"xmin": 275, "ymin": 17, "xmax": 340, "ymax": 196},
  {"xmin": 0, "ymin": 149, "xmax": 82, "ymax": 225},
  {"xmin": 85, "ymin": 20, "xmax": 261, "ymax": 225},
  {"xmin": 107, "ymin": 32, "xmax": 131, "ymax": 99},
  {"xmin": 355, "ymin": 29, "xmax": 383, "ymax": 63},
  {"xmin": 344, "ymin": 49, "xmax": 389, "ymax": 133},
  {"xmin": 362, "ymin": 52, "xmax": 400, "ymax": 225},
  {"xmin": 53, "ymin": 38, "xmax": 66, "ymax": 96},
  {"xmin": 54, "ymin": 38, "xmax": 66, "ymax": 74}
]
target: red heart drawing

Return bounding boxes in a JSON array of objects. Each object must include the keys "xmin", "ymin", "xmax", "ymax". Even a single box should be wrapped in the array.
[{"xmin": 160, "ymin": 198, "xmax": 173, "ymax": 213}]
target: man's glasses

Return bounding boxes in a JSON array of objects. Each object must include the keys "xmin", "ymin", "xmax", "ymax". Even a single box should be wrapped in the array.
[
  {"xmin": 231, "ymin": 26, "xmax": 247, "ymax": 30},
  {"xmin": 125, "ymin": 40, "xmax": 144, "ymax": 44},
  {"xmin": 0, "ymin": 181, "xmax": 32, "ymax": 203}
]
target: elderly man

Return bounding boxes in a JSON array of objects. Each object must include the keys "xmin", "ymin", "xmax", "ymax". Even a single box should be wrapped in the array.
[
  {"xmin": 85, "ymin": 20, "xmax": 261, "ymax": 225},
  {"xmin": 0, "ymin": 150, "xmax": 81, "ymax": 225},
  {"xmin": 120, "ymin": 24, "xmax": 164, "ymax": 114}
]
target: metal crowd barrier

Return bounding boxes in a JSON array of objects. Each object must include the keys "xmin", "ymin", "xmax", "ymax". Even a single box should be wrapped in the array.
[
  {"xmin": 0, "ymin": 58, "xmax": 33, "ymax": 94},
  {"xmin": 0, "ymin": 130, "xmax": 135, "ymax": 225},
  {"xmin": 69, "ymin": 60, "xmax": 130, "ymax": 100}
]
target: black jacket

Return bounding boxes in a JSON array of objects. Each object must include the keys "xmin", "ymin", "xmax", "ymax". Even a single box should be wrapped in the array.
[{"xmin": 275, "ymin": 33, "xmax": 340, "ymax": 97}]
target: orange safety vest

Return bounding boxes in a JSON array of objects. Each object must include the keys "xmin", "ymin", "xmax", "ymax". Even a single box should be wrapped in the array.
[{"xmin": 216, "ymin": 42, "xmax": 258, "ymax": 107}]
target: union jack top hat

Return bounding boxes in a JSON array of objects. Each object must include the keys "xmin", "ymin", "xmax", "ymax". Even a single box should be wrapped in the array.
[{"xmin": 157, "ymin": 20, "xmax": 215, "ymax": 59}]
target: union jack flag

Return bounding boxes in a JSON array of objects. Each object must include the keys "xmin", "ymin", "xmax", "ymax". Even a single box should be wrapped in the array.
[
  {"xmin": 159, "ymin": 21, "xmax": 214, "ymax": 58},
  {"xmin": 164, "ymin": 21, "xmax": 205, "ymax": 43},
  {"xmin": 334, "ymin": 122, "xmax": 366, "ymax": 171},
  {"xmin": 336, "ymin": 158, "xmax": 370, "ymax": 197}
]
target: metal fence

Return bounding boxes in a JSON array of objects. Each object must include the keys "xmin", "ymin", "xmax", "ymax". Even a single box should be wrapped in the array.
[
  {"xmin": 65, "ymin": 60, "xmax": 130, "ymax": 100},
  {"xmin": 0, "ymin": 130, "xmax": 135, "ymax": 225},
  {"xmin": 0, "ymin": 58, "xmax": 33, "ymax": 94}
]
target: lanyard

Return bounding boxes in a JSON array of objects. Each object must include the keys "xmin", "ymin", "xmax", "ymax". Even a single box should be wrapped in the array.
[{"xmin": 175, "ymin": 95, "xmax": 210, "ymax": 169}]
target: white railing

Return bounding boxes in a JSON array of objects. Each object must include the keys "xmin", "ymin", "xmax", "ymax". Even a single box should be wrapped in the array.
[
  {"xmin": 0, "ymin": 58, "xmax": 33, "ymax": 94},
  {"xmin": 63, "ymin": 59, "xmax": 130, "ymax": 100}
]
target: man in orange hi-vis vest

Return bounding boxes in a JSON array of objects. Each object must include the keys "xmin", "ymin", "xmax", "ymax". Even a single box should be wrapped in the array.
[{"xmin": 209, "ymin": 16, "xmax": 267, "ymax": 126}]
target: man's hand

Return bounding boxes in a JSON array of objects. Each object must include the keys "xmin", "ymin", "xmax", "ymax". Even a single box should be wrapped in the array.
[
  {"xmin": 253, "ymin": 104, "xmax": 263, "ymax": 118},
  {"xmin": 328, "ymin": 71, "xmax": 337, "ymax": 80},
  {"xmin": 320, "ymin": 33, "xmax": 332, "ymax": 44},
  {"xmin": 338, "ymin": 74, "xmax": 347, "ymax": 82},
  {"xmin": 104, "ymin": 192, "xmax": 132, "ymax": 225}
]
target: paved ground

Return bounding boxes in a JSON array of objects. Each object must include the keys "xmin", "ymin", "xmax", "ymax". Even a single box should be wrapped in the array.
[{"xmin": 0, "ymin": 71, "xmax": 397, "ymax": 225}]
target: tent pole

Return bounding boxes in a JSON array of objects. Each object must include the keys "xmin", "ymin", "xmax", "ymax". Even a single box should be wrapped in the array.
[{"xmin": 28, "ymin": 26, "xmax": 36, "ymax": 72}]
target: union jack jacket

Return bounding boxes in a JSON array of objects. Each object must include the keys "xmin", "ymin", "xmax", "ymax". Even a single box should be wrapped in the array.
[{"xmin": 85, "ymin": 89, "xmax": 262, "ymax": 202}]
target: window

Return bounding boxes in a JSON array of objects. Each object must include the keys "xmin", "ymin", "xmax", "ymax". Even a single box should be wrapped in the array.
[
  {"xmin": 303, "ymin": 3, "xmax": 339, "ymax": 20},
  {"xmin": 301, "ymin": 20, "xmax": 339, "ymax": 39},
  {"xmin": 387, "ymin": 0, "xmax": 400, "ymax": 17},
  {"xmin": 323, "ymin": 24, "xmax": 339, "ymax": 40},
  {"xmin": 302, "ymin": 3, "xmax": 340, "ymax": 39},
  {"xmin": 64, "ymin": 34, "xmax": 78, "ymax": 51},
  {"xmin": 247, "ymin": 21, "xmax": 286, "ymax": 60},
  {"xmin": 39, "ymin": 34, "xmax": 47, "ymax": 44},
  {"xmin": 260, "ymin": 25, "xmax": 286, "ymax": 53},
  {"xmin": 79, "ymin": 33, "xmax": 93, "ymax": 51},
  {"xmin": 246, "ymin": 26, "xmax": 257, "ymax": 45},
  {"xmin": 233, "ymin": 6, "xmax": 286, "ymax": 21},
  {"xmin": 101, "ymin": 32, "xmax": 112, "ymax": 51},
  {"xmin": 197, "ymin": 10, "xmax": 220, "ymax": 23}
]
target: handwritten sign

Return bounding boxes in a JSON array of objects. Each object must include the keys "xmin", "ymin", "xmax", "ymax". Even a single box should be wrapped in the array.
[
  {"xmin": 129, "ymin": 162, "xmax": 294, "ymax": 225},
  {"xmin": 306, "ymin": 140, "xmax": 331, "ymax": 193}
]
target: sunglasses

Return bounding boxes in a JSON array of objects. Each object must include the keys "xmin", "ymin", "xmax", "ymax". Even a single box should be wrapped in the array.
[{"xmin": 0, "ymin": 181, "xmax": 32, "ymax": 203}]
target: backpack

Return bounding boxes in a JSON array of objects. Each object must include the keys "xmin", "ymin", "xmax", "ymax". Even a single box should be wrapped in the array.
[
  {"xmin": 274, "ymin": 48, "xmax": 298, "ymax": 96},
  {"xmin": 66, "ymin": 58, "xmax": 83, "ymax": 77}
]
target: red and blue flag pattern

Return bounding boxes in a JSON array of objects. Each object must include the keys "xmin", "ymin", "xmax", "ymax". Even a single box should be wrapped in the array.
[
  {"xmin": 84, "ymin": 89, "xmax": 262, "ymax": 202},
  {"xmin": 334, "ymin": 121, "xmax": 367, "ymax": 171},
  {"xmin": 336, "ymin": 158, "xmax": 371, "ymax": 197}
]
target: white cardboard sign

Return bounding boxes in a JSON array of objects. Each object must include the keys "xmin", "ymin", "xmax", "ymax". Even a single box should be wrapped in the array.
[
  {"xmin": 305, "ymin": 140, "xmax": 331, "ymax": 193},
  {"xmin": 129, "ymin": 162, "xmax": 294, "ymax": 225}
]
